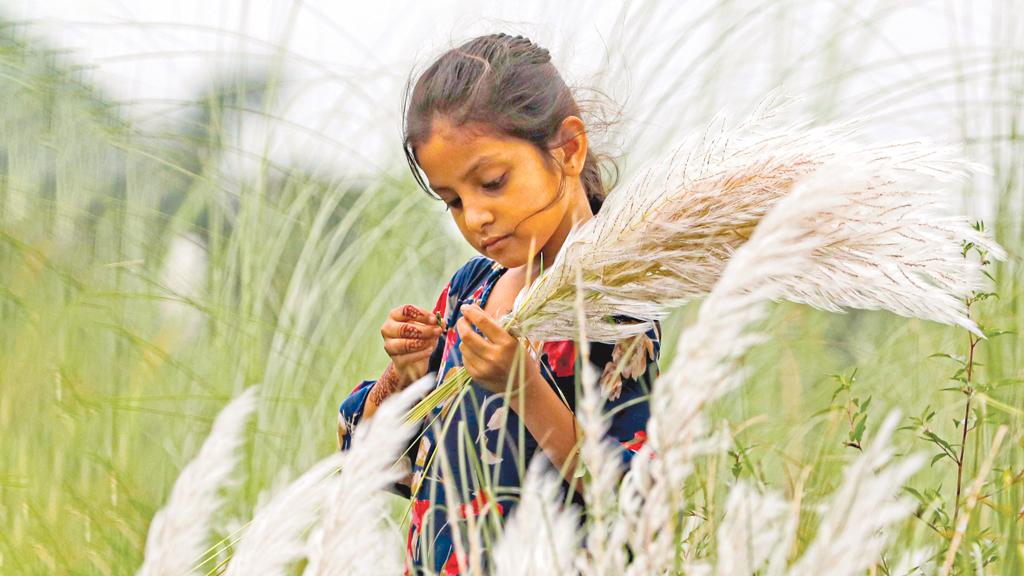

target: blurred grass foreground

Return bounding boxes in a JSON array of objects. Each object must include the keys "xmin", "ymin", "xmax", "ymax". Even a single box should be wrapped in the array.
[{"xmin": 1, "ymin": 5, "xmax": 1023, "ymax": 575}]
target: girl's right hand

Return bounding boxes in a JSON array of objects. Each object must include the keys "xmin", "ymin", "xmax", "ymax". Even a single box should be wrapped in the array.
[{"xmin": 380, "ymin": 304, "xmax": 445, "ymax": 388}]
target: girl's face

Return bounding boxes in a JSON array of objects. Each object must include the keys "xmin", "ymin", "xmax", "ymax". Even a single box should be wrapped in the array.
[{"xmin": 415, "ymin": 116, "xmax": 591, "ymax": 270}]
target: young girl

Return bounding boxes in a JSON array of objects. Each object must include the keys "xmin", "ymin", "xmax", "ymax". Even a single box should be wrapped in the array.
[{"xmin": 336, "ymin": 33, "xmax": 660, "ymax": 575}]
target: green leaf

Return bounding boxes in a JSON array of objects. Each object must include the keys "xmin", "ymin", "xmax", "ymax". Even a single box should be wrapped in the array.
[
  {"xmin": 810, "ymin": 406, "xmax": 837, "ymax": 418},
  {"xmin": 829, "ymin": 385, "xmax": 844, "ymax": 403},
  {"xmin": 923, "ymin": 431, "xmax": 958, "ymax": 459},
  {"xmin": 929, "ymin": 352, "xmax": 965, "ymax": 362},
  {"xmin": 860, "ymin": 395, "xmax": 872, "ymax": 412},
  {"xmin": 904, "ymin": 486, "xmax": 924, "ymax": 501},
  {"xmin": 853, "ymin": 416, "xmax": 867, "ymax": 443}
]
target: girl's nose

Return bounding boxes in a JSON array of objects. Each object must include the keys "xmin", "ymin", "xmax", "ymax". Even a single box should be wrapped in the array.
[{"xmin": 463, "ymin": 200, "xmax": 494, "ymax": 231}]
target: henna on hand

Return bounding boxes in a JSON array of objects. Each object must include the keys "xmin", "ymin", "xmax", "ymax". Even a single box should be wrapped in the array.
[{"xmin": 368, "ymin": 362, "xmax": 402, "ymax": 407}]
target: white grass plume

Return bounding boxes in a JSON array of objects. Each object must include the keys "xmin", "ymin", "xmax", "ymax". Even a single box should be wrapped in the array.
[
  {"xmin": 890, "ymin": 547, "xmax": 937, "ymax": 576},
  {"xmin": 503, "ymin": 91, "xmax": 1005, "ymax": 344},
  {"xmin": 761, "ymin": 158, "xmax": 1004, "ymax": 337},
  {"xmin": 303, "ymin": 375, "xmax": 434, "ymax": 576},
  {"xmin": 225, "ymin": 451, "xmax": 345, "ymax": 576},
  {"xmin": 620, "ymin": 157, "xmax": 872, "ymax": 575},
  {"xmin": 788, "ymin": 411, "xmax": 924, "ymax": 576},
  {"xmin": 434, "ymin": 436, "xmax": 474, "ymax": 576},
  {"xmin": 493, "ymin": 457, "xmax": 581, "ymax": 576},
  {"xmin": 714, "ymin": 412, "xmax": 923, "ymax": 576},
  {"xmin": 572, "ymin": 263, "xmax": 631, "ymax": 576},
  {"xmin": 714, "ymin": 482, "xmax": 795, "ymax": 576},
  {"xmin": 137, "ymin": 386, "xmax": 258, "ymax": 576}
]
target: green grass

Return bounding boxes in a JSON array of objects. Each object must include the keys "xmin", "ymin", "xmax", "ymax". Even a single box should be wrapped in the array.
[{"xmin": 1, "ymin": 3, "xmax": 1022, "ymax": 574}]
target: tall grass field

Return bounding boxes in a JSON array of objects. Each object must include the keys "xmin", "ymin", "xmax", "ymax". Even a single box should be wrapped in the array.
[{"xmin": 0, "ymin": 3, "xmax": 1021, "ymax": 575}]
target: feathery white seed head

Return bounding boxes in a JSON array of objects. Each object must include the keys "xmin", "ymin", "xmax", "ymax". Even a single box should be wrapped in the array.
[
  {"xmin": 501, "ymin": 92, "xmax": 1004, "ymax": 344},
  {"xmin": 788, "ymin": 411, "xmax": 924, "ymax": 576},
  {"xmin": 493, "ymin": 458, "xmax": 581, "ymax": 576},
  {"xmin": 304, "ymin": 375, "xmax": 435, "ymax": 576},
  {"xmin": 137, "ymin": 386, "xmax": 258, "ymax": 576}
]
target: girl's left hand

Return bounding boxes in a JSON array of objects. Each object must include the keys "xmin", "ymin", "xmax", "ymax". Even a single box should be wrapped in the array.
[{"xmin": 456, "ymin": 303, "xmax": 540, "ymax": 395}]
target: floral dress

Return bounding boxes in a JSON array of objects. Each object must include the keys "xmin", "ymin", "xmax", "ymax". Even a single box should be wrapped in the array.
[{"xmin": 337, "ymin": 255, "xmax": 661, "ymax": 575}]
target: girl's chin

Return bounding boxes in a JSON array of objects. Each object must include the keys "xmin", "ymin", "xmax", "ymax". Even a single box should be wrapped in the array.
[
  {"xmin": 489, "ymin": 251, "xmax": 544, "ymax": 271},
  {"xmin": 480, "ymin": 244, "xmax": 517, "ymax": 267},
  {"xmin": 488, "ymin": 253, "xmax": 517, "ymax": 268}
]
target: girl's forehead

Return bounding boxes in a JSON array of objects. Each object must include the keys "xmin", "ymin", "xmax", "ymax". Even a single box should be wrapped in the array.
[
  {"xmin": 418, "ymin": 123, "xmax": 530, "ymax": 178},
  {"xmin": 425, "ymin": 119, "xmax": 510, "ymax": 152}
]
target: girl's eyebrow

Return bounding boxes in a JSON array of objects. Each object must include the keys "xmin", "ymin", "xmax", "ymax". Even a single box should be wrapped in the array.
[{"xmin": 429, "ymin": 154, "xmax": 500, "ymax": 192}]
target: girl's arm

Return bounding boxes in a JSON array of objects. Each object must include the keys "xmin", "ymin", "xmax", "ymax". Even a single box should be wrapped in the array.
[
  {"xmin": 337, "ymin": 359, "xmax": 438, "ymax": 497},
  {"xmin": 454, "ymin": 303, "xmax": 586, "ymax": 491},
  {"xmin": 510, "ymin": 367, "xmax": 585, "ymax": 494},
  {"xmin": 456, "ymin": 303, "xmax": 660, "ymax": 492},
  {"xmin": 517, "ymin": 324, "xmax": 662, "ymax": 493},
  {"xmin": 336, "ymin": 287, "xmax": 454, "ymax": 495}
]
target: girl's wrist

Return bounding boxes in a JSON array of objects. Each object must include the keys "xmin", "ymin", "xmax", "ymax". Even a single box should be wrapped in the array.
[
  {"xmin": 506, "ymin": 362, "xmax": 581, "ymax": 481},
  {"xmin": 366, "ymin": 362, "xmax": 403, "ymax": 416},
  {"xmin": 507, "ymin": 367, "xmax": 553, "ymax": 414}
]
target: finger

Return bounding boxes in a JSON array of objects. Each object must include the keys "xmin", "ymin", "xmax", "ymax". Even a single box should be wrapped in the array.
[
  {"xmin": 402, "ymin": 345, "xmax": 436, "ymax": 361},
  {"xmin": 458, "ymin": 337, "xmax": 481, "ymax": 370},
  {"xmin": 456, "ymin": 315, "xmax": 490, "ymax": 354},
  {"xmin": 459, "ymin": 303, "xmax": 510, "ymax": 343},
  {"xmin": 385, "ymin": 336, "xmax": 432, "ymax": 354},
  {"xmin": 390, "ymin": 304, "xmax": 434, "ymax": 324},
  {"xmin": 382, "ymin": 318, "xmax": 442, "ymax": 340},
  {"xmin": 399, "ymin": 320, "xmax": 440, "ymax": 340},
  {"xmin": 384, "ymin": 336, "xmax": 438, "ymax": 356}
]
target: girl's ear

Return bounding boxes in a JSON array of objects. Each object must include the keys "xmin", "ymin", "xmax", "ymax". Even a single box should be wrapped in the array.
[{"xmin": 550, "ymin": 116, "xmax": 588, "ymax": 177}]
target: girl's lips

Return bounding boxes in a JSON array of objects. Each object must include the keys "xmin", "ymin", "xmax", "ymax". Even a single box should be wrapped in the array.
[{"xmin": 482, "ymin": 234, "xmax": 511, "ymax": 251}]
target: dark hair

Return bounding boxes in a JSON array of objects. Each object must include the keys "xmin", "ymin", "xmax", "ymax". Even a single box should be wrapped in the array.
[{"xmin": 401, "ymin": 32, "xmax": 618, "ymax": 215}]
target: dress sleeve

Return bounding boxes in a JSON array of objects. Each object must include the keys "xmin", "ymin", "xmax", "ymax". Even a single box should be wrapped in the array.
[
  {"xmin": 591, "ymin": 320, "xmax": 662, "ymax": 469},
  {"xmin": 335, "ymin": 279, "xmax": 454, "ymax": 498}
]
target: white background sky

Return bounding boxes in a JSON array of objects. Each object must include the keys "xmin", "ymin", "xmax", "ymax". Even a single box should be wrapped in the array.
[{"xmin": 6, "ymin": 0, "xmax": 1017, "ymax": 219}]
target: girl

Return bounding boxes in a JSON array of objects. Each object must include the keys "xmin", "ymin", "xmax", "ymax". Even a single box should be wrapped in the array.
[{"xmin": 336, "ymin": 33, "xmax": 660, "ymax": 575}]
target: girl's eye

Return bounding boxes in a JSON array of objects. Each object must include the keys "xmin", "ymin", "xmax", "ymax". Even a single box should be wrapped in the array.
[
  {"xmin": 483, "ymin": 174, "xmax": 506, "ymax": 191},
  {"xmin": 441, "ymin": 173, "xmax": 505, "ymax": 210}
]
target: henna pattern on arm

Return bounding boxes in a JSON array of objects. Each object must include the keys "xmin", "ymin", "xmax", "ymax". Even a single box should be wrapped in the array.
[{"xmin": 368, "ymin": 362, "xmax": 402, "ymax": 408}]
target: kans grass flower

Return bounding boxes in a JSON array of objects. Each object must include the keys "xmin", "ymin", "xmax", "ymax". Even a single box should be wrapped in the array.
[{"xmin": 137, "ymin": 387, "xmax": 259, "ymax": 576}]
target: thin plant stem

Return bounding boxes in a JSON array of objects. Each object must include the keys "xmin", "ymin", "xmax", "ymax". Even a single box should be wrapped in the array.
[
  {"xmin": 952, "ymin": 305, "xmax": 979, "ymax": 526},
  {"xmin": 941, "ymin": 426, "xmax": 1008, "ymax": 576}
]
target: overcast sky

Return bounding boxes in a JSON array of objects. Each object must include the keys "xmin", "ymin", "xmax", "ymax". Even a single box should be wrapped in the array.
[{"xmin": 7, "ymin": 0, "xmax": 1016, "ymax": 219}]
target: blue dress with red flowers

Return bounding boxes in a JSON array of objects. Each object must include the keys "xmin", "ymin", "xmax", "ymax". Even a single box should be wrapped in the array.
[{"xmin": 337, "ymin": 255, "xmax": 661, "ymax": 575}]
